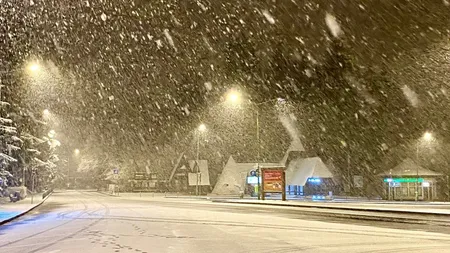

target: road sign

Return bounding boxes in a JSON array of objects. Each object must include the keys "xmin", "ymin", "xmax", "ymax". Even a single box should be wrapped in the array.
[{"xmin": 353, "ymin": 175, "xmax": 363, "ymax": 188}]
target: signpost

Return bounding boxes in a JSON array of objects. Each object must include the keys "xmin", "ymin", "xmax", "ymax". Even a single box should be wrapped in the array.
[
  {"xmin": 113, "ymin": 168, "xmax": 120, "ymax": 196},
  {"xmin": 261, "ymin": 167, "xmax": 286, "ymax": 201}
]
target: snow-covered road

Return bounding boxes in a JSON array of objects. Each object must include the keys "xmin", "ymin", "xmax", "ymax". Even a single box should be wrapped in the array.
[{"xmin": 1, "ymin": 191, "xmax": 450, "ymax": 253}]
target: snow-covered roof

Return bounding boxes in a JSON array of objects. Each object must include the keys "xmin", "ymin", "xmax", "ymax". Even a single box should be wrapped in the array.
[
  {"xmin": 379, "ymin": 158, "xmax": 443, "ymax": 176},
  {"xmin": 187, "ymin": 160, "xmax": 210, "ymax": 186},
  {"xmin": 280, "ymin": 139, "xmax": 305, "ymax": 165},
  {"xmin": 285, "ymin": 157, "xmax": 333, "ymax": 186},
  {"xmin": 212, "ymin": 156, "xmax": 283, "ymax": 195},
  {"xmin": 168, "ymin": 152, "xmax": 184, "ymax": 183}
]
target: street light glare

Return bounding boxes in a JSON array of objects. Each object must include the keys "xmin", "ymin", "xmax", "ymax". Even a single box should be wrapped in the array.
[
  {"xmin": 423, "ymin": 132, "xmax": 433, "ymax": 141},
  {"xmin": 226, "ymin": 90, "xmax": 241, "ymax": 104},
  {"xmin": 198, "ymin": 123, "xmax": 207, "ymax": 132},
  {"xmin": 43, "ymin": 109, "xmax": 50, "ymax": 115},
  {"xmin": 28, "ymin": 63, "xmax": 40, "ymax": 72},
  {"xmin": 48, "ymin": 129, "xmax": 56, "ymax": 138},
  {"xmin": 74, "ymin": 149, "xmax": 80, "ymax": 155}
]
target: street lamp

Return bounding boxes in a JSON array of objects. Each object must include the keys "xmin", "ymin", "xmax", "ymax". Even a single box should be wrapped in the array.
[
  {"xmin": 226, "ymin": 90, "xmax": 241, "ymax": 105},
  {"xmin": 48, "ymin": 129, "xmax": 56, "ymax": 139},
  {"xmin": 225, "ymin": 89, "xmax": 286, "ymax": 200},
  {"xmin": 27, "ymin": 63, "xmax": 40, "ymax": 73},
  {"xmin": 196, "ymin": 124, "xmax": 207, "ymax": 196},
  {"xmin": 198, "ymin": 123, "xmax": 206, "ymax": 133},
  {"xmin": 68, "ymin": 149, "xmax": 80, "ymax": 188},
  {"xmin": 415, "ymin": 131, "xmax": 434, "ymax": 201}
]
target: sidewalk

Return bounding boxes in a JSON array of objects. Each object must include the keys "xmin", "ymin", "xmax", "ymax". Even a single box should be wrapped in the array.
[{"xmin": 0, "ymin": 193, "xmax": 48, "ymax": 225}]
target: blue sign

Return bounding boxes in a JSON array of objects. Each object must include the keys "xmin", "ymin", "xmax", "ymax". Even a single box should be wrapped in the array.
[
  {"xmin": 307, "ymin": 178, "xmax": 321, "ymax": 184},
  {"xmin": 250, "ymin": 170, "xmax": 257, "ymax": 176}
]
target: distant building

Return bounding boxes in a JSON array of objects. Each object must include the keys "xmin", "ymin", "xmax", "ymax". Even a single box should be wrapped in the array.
[
  {"xmin": 168, "ymin": 153, "xmax": 211, "ymax": 193},
  {"xmin": 212, "ymin": 140, "xmax": 335, "ymax": 197},
  {"xmin": 212, "ymin": 156, "xmax": 281, "ymax": 195},
  {"xmin": 378, "ymin": 158, "xmax": 444, "ymax": 201}
]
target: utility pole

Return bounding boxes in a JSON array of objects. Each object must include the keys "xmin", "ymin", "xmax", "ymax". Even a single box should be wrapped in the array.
[
  {"xmin": 196, "ymin": 130, "xmax": 200, "ymax": 196},
  {"xmin": 416, "ymin": 142, "xmax": 419, "ymax": 201},
  {"xmin": 195, "ymin": 124, "xmax": 206, "ymax": 196},
  {"xmin": 256, "ymin": 109, "xmax": 261, "ymax": 200}
]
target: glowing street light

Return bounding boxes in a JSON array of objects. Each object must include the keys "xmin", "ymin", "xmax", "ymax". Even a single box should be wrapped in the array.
[
  {"xmin": 48, "ymin": 129, "xmax": 56, "ymax": 139},
  {"xmin": 28, "ymin": 63, "xmax": 40, "ymax": 73},
  {"xmin": 74, "ymin": 149, "xmax": 80, "ymax": 155},
  {"xmin": 195, "ymin": 123, "xmax": 208, "ymax": 196},
  {"xmin": 43, "ymin": 109, "xmax": 50, "ymax": 116},
  {"xmin": 198, "ymin": 123, "xmax": 207, "ymax": 132},
  {"xmin": 423, "ymin": 131, "xmax": 433, "ymax": 142},
  {"xmin": 223, "ymin": 89, "xmax": 288, "ymax": 200},
  {"xmin": 226, "ymin": 90, "xmax": 241, "ymax": 105}
]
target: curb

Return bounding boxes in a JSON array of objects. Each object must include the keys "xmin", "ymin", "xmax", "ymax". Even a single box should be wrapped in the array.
[
  {"xmin": 212, "ymin": 200, "xmax": 450, "ymax": 225},
  {"xmin": 0, "ymin": 191, "xmax": 53, "ymax": 226},
  {"xmin": 212, "ymin": 199, "xmax": 450, "ymax": 217}
]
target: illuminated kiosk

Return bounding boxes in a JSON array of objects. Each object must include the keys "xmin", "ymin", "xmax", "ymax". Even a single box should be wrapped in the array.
[{"xmin": 379, "ymin": 158, "xmax": 444, "ymax": 201}]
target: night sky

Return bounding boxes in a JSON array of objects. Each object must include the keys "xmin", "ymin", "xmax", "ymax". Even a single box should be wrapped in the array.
[{"xmin": 2, "ymin": 0, "xmax": 450, "ymax": 179}]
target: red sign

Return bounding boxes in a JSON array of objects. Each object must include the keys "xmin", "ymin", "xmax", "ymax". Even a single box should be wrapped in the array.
[{"xmin": 262, "ymin": 169, "xmax": 284, "ymax": 193}]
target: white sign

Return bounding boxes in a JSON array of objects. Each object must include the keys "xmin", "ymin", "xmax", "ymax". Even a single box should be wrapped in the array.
[{"xmin": 353, "ymin": 175, "xmax": 363, "ymax": 188}]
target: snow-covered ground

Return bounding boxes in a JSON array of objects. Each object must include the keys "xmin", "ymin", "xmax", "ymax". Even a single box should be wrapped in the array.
[{"xmin": 0, "ymin": 191, "xmax": 450, "ymax": 252}]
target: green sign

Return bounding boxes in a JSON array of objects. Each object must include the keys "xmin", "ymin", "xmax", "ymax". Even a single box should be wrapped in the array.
[{"xmin": 383, "ymin": 178, "xmax": 424, "ymax": 183}]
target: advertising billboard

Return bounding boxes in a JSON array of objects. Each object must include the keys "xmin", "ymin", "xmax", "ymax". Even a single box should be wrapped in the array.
[{"xmin": 262, "ymin": 169, "xmax": 284, "ymax": 193}]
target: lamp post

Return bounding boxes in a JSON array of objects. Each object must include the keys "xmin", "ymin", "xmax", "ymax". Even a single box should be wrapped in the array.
[
  {"xmin": 69, "ymin": 149, "xmax": 80, "ymax": 188},
  {"xmin": 415, "ymin": 131, "xmax": 433, "ymax": 201},
  {"xmin": 225, "ymin": 90, "xmax": 286, "ymax": 200},
  {"xmin": 196, "ymin": 124, "xmax": 206, "ymax": 196}
]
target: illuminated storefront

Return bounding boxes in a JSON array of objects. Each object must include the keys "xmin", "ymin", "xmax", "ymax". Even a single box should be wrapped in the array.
[{"xmin": 379, "ymin": 158, "xmax": 444, "ymax": 201}]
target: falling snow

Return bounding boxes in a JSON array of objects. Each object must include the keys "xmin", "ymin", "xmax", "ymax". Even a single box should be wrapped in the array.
[
  {"xmin": 204, "ymin": 82, "xmax": 213, "ymax": 91},
  {"xmin": 401, "ymin": 85, "xmax": 419, "ymax": 107},
  {"xmin": 163, "ymin": 29, "xmax": 177, "ymax": 52},
  {"xmin": 262, "ymin": 10, "xmax": 276, "ymax": 24},
  {"xmin": 325, "ymin": 13, "xmax": 342, "ymax": 37}
]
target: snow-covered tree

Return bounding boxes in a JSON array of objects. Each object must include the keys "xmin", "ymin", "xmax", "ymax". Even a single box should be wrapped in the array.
[
  {"xmin": 0, "ymin": 85, "xmax": 23, "ymax": 189},
  {"xmin": 19, "ymin": 131, "xmax": 62, "ymax": 191}
]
